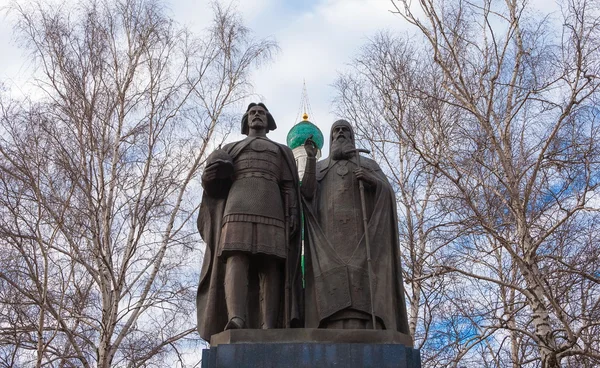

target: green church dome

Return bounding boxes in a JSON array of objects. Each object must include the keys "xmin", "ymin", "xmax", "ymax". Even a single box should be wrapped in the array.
[{"xmin": 287, "ymin": 119, "xmax": 324, "ymax": 150}]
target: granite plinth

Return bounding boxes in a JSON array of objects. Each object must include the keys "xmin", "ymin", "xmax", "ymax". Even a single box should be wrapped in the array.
[
  {"xmin": 201, "ymin": 329, "xmax": 420, "ymax": 368},
  {"xmin": 210, "ymin": 328, "xmax": 413, "ymax": 347}
]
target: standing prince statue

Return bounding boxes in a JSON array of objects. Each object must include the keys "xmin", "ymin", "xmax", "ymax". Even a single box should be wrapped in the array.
[{"xmin": 196, "ymin": 103, "xmax": 303, "ymax": 341}]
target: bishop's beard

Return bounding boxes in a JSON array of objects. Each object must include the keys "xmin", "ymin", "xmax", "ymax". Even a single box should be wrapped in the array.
[{"xmin": 331, "ymin": 138, "xmax": 355, "ymax": 161}]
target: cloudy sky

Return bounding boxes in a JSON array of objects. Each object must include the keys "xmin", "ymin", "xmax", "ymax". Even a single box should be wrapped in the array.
[
  {"xmin": 0, "ymin": 0, "xmax": 413, "ymax": 155},
  {"xmin": 0, "ymin": 0, "xmax": 558, "ymax": 153},
  {"xmin": 209, "ymin": 0, "xmax": 411, "ymax": 149},
  {"xmin": 231, "ymin": 0, "xmax": 414, "ymax": 151}
]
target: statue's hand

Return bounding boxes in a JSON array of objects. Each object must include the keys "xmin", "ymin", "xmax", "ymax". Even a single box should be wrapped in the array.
[
  {"xmin": 304, "ymin": 135, "xmax": 318, "ymax": 158},
  {"xmin": 202, "ymin": 149, "xmax": 233, "ymax": 184},
  {"xmin": 202, "ymin": 163, "xmax": 219, "ymax": 182},
  {"xmin": 353, "ymin": 168, "xmax": 378, "ymax": 187}
]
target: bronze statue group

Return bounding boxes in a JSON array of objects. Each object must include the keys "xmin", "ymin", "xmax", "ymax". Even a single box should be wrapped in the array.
[{"xmin": 196, "ymin": 103, "xmax": 410, "ymax": 341}]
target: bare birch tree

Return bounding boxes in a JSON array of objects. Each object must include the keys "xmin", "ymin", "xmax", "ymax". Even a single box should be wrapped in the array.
[
  {"xmin": 334, "ymin": 32, "xmax": 474, "ymax": 367},
  {"xmin": 0, "ymin": 0, "xmax": 276, "ymax": 367},
  {"xmin": 335, "ymin": 0, "xmax": 600, "ymax": 366}
]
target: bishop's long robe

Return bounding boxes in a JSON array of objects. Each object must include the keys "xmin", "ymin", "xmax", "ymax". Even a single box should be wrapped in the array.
[{"xmin": 301, "ymin": 155, "xmax": 410, "ymax": 334}]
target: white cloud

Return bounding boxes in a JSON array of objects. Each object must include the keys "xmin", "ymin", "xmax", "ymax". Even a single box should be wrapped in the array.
[
  {"xmin": 242, "ymin": 0, "xmax": 412, "ymax": 152},
  {"xmin": 2, "ymin": 0, "xmax": 565, "ymax": 152},
  {"xmin": 0, "ymin": 1, "xmax": 35, "ymax": 98},
  {"xmin": 0, "ymin": 0, "xmax": 411, "ymax": 153},
  {"xmin": 169, "ymin": 0, "xmax": 275, "ymax": 34}
]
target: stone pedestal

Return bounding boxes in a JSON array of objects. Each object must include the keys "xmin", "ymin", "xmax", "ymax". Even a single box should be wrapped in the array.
[{"xmin": 201, "ymin": 329, "xmax": 421, "ymax": 368}]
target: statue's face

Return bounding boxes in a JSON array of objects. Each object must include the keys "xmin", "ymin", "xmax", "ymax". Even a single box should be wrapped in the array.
[
  {"xmin": 330, "ymin": 124, "xmax": 355, "ymax": 160},
  {"xmin": 332, "ymin": 124, "xmax": 352, "ymax": 143},
  {"xmin": 247, "ymin": 105, "xmax": 268, "ymax": 131}
]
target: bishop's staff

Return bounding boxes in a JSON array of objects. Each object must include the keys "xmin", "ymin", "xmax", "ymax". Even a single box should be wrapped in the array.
[{"xmin": 347, "ymin": 147, "xmax": 377, "ymax": 330}]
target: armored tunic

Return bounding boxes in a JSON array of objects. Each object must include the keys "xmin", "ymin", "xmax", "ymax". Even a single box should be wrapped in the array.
[
  {"xmin": 196, "ymin": 136, "xmax": 303, "ymax": 340},
  {"xmin": 219, "ymin": 137, "xmax": 292, "ymax": 259}
]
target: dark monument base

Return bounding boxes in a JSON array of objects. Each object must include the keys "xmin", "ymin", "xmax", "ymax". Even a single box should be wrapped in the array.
[{"xmin": 201, "ymin": 329, "xmax": 421, "ymax": 368}]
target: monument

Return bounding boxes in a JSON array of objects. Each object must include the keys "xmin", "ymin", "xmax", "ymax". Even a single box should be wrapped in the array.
[
  {"xmin": 197, "ymin": 106, "xmax": 420, "ymax": 367},
  {"xmin": 196, "ymin": 103, "xmax": 303, "ymax": 340},
  {"xmin": 301, "ymin": 119, "xmax": 411, "ymax": 333}
]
